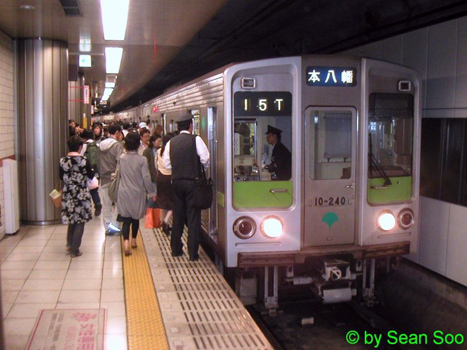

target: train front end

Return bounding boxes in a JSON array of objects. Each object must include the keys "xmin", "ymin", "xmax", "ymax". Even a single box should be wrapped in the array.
[
  {"xmin": 218, "ymin": 55, "xmax": 420, "ymax": 308},
  {"xmin": 222, "ymin": 57, "xmax": 303, "ymax": 269}
]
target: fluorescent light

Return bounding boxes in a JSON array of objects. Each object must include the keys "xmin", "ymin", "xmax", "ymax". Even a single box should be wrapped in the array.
[
  {"xmin": 79, "ymin": 28, "xmax": 91, "ymax": 52},
  {"xmin": 105, "ymin": 47, "xmax": 123, "ymax": 74},
  {"xmin": 79, "ymin": 39, "xmax": 91, "ymax": 52},
  {"xmin": 101, "ymin": 88, "xmax": 113, "ymax": 101},
  {"xmin": 105, "ymin": 74, "xmax": 117, "ymax": 88},
  {"xmin": 100, "ymin": 0, "xmax": 130, "ymax": 40},
  {"xmin": 79, "ymin": 55, "xmax": 92, "ymax": 68}
]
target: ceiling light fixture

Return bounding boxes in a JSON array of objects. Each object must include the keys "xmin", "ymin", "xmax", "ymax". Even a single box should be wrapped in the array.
[
  {"xmin": 100, "ymin": 0, "xmax": 130, "ymax": 40},
  {"xmin": 79, "ymin": 39, "xmax": 91, "ymax": 53},
  {"xmin": 105, "ymin": 47, "xmax": 123, "ymax": 74},
  {"xmin": 79, "ymin": 29, "xmax": 92, "ymax": 52},
  {"xmin": 101, "ymin": 87, "xmax": 114, "ymax": 102},
  {"xmin": 105, "ymin": 74, "xmax": 117, "ymax": 88}
]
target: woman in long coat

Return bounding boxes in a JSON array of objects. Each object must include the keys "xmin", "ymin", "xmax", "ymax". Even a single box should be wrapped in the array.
[
  {"xmin": 60, "ymin": 135, "xmax": 94, "ymax": 258},
  {"xmin": 117, "ymin": 132, "xmax": 156, "ymax": 255}
]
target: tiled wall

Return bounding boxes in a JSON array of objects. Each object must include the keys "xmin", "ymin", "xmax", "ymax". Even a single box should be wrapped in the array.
[{"xmin": 0, "ymin": 30, "xmax": 14, "ymax": 238}]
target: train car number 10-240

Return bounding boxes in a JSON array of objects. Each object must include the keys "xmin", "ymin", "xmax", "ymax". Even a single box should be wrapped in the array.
[{"xmin": 314, "ymin": 196, "xmax": 348, "ymax": 206}]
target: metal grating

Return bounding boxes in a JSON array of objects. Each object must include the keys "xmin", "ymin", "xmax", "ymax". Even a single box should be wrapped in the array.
[
  {"xmin": 141, "ymin": 226, "xmax": 274, "ymax": 350},
  {"xmin": 59, "ymin": 0, "xmax": 82, "ymax": 16}
]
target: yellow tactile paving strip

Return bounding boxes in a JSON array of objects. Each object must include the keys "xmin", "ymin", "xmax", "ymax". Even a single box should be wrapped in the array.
[{"xmin": 122, "ymin": 233, "xmax": 170, "ymax": 350}]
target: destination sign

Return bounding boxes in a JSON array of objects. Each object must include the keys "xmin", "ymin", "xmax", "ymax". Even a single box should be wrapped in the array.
[
  {"xmin": 234, "ymin": 91, "xmax": 292, "ymax": 117},
  {"xmin": 306, "ymin": 67, "xmax": 357, "ymax": 87}
]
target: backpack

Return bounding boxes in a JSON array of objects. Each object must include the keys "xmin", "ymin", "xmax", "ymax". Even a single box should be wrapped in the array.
[{"xmin": 85, "ymin": 141, "xmax": 99, "ymax": 173}]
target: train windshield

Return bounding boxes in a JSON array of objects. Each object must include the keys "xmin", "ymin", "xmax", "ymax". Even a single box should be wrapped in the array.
[
  {"xmin": 368, "ymin": 93, "xmax": 414, "ymax": 179},
  {"xmin": 233, "ymin": 91, "xmax": 292, "ymax": 182}
]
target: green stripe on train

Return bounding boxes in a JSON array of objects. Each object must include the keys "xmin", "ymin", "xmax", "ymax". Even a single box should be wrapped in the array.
[
  {"xmin": 233, "ymin": 181, "xmax": 293, "ymax": 208},
  {"xmin": 368, "ymin": 176, "xmax": 413, "ymax": 204}
]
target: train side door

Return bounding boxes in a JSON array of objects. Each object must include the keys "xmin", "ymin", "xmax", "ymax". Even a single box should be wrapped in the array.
[
  {"xmin": 205, "ymin": 107, "xmax": 218, "ymax": 238},
  {"xmin": 304, "ymin": 107, "xmax": 356, "ymax": 246}
]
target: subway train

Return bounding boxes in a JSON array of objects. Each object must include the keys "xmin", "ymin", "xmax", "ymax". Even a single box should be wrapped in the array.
[{"xmin": 100, "ymin": 55, "xmax": 421, "ymax": 311}]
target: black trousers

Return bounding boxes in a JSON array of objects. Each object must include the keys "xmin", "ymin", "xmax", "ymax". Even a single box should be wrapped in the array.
[
  {"xmin": 90, "ymin": 188, "xmax": 101, "ymax": 208},
  {"xmin": 171, "ymin": 179, "xmax": 201, "ymax": 259},
  {"xmin": 120, "ymin": 218, "xmax": 140, "ymax": 241},
  {"xmin": 67, "ymin": 223, "xmax": 85, "ymax": 254}
]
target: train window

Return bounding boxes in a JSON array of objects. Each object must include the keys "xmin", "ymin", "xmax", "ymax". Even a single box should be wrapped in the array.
[
  {"xmin": 309, "ymin": 110, "xmax": 352, "ymax": 180},
  {"xmin": 368, "ymin": 93, "xmax": 414, "ymax": 179}
]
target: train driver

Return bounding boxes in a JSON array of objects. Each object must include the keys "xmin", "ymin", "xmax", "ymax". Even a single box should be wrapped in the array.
[{"xmin": 264, "ymin": 125, "xmax": 291, "ymax": 181}]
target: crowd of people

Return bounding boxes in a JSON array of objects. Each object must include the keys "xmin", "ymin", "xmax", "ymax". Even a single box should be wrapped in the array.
[{"xmin": 61, "ymin": 116, "xmax": 210, "ymax": 260}]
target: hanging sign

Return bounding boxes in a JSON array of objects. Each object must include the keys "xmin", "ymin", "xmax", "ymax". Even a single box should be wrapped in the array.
[{"xmin": 84, "ymin": 85, "xmax": 90, "ymax": 104}]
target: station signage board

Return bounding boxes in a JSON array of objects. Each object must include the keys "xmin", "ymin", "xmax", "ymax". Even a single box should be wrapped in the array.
[{"xmin": 306, "ymin": 67, "xmax": 357, "ymax": 87}]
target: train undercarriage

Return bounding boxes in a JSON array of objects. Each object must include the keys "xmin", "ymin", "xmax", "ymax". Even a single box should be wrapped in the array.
[{"xmin": 226, "ymin": 242, "xmax": 410, "ymax": 315}]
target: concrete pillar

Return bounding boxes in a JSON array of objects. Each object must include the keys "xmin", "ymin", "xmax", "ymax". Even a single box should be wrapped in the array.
[
  {"xmin": 17, "ymin": 39, "xmax": 68, "ymax": 224},
  {"xmin": 68, "ymin": 74, "xmax": 84, "ymax": 127}
]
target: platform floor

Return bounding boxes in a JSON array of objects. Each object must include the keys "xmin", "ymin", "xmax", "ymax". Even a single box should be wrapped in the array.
[{"xmin": 0, "ymin": 215, "xmax": 273, "ymax": 350}]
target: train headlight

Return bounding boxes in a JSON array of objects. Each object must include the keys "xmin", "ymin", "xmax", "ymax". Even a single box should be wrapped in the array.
[
  {"xmin": 233, "ymin": 217, "xmax": 256, "ymax": 239},
  {"xmin": 398, "ymin": 209, "xmax": 414, "ymax": 229},
  {"xmin": 260, "ymin": 216, "xmax": 283, "ymax": 238},
  {"xmin": 377, "ymin": 211, "xmax": 396, "ymax": 231}
]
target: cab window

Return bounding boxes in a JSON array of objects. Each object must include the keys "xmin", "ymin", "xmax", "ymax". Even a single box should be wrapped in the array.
[{"xmin": 233, "ymin": 91, "xmax": 292, "ymax": 182}]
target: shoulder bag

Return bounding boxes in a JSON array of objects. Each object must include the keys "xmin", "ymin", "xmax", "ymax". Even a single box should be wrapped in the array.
[{"xmin": 192, "ymin": 135, "xmax": 214, "ymax": 210}]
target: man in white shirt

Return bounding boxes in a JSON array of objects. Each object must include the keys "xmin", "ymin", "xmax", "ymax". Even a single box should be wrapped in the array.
[{"xmin": 163, "ymin": 116, "xmax": 210, "ymax": 261}]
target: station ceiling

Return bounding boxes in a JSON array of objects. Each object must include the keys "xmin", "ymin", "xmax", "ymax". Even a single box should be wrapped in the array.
[{"xmin": 1, "ymin": 0, "xmax": 467, "ymax": 114}]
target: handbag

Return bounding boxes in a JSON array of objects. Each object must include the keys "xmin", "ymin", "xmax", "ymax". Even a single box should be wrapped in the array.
[{"xmin": 108, "ymin": 162, "xmax": 120, "ymax": 203}]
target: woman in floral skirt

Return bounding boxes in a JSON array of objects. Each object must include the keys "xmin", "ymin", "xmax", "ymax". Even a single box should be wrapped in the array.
[{"xmin": 60, "ymin": 135, "xmax": 94, "ymax": 258}]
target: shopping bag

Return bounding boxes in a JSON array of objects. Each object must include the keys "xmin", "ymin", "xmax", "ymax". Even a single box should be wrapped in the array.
[
  {"xmin": 152, "ymin": 208, "xmax": 162, "ymax": 228},
  {"xmin": 49, "ymin": 189, "xmax": 62, "ymax": 209},
  {"xmin": 145, "ymin": 208, "xmax": 162, "ymax": 229}
]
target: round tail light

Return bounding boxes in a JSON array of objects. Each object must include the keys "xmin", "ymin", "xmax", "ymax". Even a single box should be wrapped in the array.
[{"xmin": 233, "ymin": 216, "xmax": 256, "ymax": 239}]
